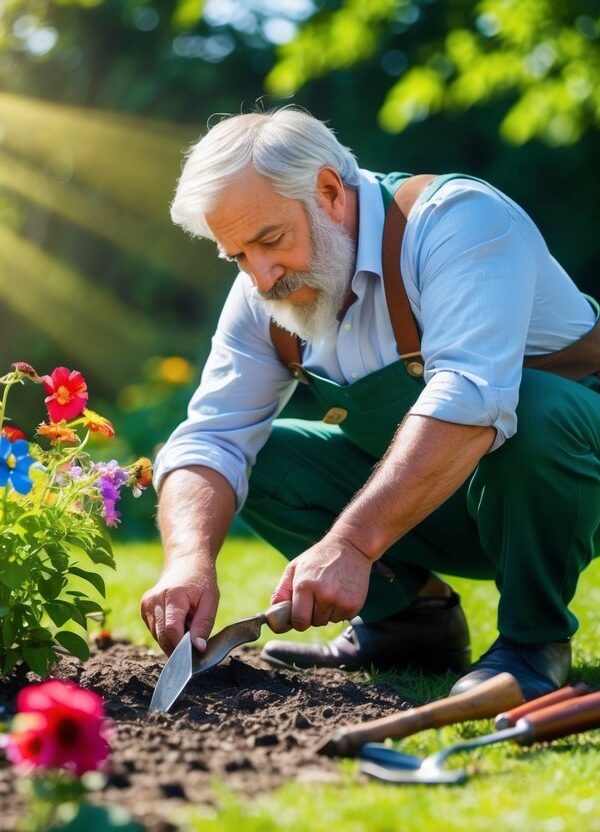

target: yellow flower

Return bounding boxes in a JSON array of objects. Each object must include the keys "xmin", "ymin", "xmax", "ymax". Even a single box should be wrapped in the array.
[
  {"xmin": 156, "ymin": 356, "xmax": 194, "ymax": 385},
  {"xmin": 82, "ymin": 409, "xmax": 115, "ymax": 439}
]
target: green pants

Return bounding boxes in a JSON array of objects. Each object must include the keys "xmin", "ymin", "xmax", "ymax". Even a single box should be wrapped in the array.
[{"xmin": 242, "ymin": 370, "xmax": 600, "ymax": 643}]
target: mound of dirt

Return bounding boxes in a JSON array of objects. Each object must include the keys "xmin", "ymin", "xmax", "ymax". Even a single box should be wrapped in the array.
[{"xmin": 0, "ymin": 641, "xmax": 414, "ymax": 831}]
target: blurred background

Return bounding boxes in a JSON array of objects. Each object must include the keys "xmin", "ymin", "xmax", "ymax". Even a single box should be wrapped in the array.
[{"xmin": 1, "ymin": 0, "xmax": 599, "ymax": 538}]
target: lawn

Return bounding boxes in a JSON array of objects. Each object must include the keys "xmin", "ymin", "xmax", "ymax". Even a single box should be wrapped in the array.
[{"xmin": 102, "ymin": 536, "xmax": 600, "ymax": 832}]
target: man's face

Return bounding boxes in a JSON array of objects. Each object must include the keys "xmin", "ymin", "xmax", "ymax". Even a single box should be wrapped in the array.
[{"xmin": 206, "ymin": 167, "xmax": 356, "ymax": 342}]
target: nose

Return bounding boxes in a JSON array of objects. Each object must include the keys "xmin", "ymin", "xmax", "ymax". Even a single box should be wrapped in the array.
[{"xmin": 245, "ymin": 252, "xmax": 285, "ymax": 293}]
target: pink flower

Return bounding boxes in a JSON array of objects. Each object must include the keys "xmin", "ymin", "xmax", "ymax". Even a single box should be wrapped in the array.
[
  {"xmin": 5, "ymin": 680, "xmax": 111, "ymax": 776},
  {"xmin": 42, "ymin": 367, "xmax": 88, "ymax": 423}
]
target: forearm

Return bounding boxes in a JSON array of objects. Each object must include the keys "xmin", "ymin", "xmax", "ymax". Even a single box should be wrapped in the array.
[
  {"xmin": 157, "ymin": 465, "xmax": 236, "ymax": 567},
  {"xmin": 332, "ymin": 414, "xmax": 495, "ymax": 560}
]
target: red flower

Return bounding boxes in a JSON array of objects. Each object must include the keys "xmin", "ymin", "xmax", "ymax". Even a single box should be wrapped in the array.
[
  {"xmin": 42, "ymin": 367, "xmax": 88, "ymax": 423},
  {"xmin": 6, "ymin": 680, "xmax": 111, "ymax": 775},
  {"xmin": 1, "ymin": 426, "xmax": 26, "ymax": 442}
]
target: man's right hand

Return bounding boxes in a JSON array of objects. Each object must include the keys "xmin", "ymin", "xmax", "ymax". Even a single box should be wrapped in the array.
[{"xmin": 140, "ymin": 556, "xmax": 220, "ymax": 656}]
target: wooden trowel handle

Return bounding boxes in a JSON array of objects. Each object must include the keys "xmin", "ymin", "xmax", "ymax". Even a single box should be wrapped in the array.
[
  {"xmin": 518, "ymin": 690, "xmax": 600, "ymax": 744},
  {"xmin": 322, "ymin": 672, "xmax": 522, "ymax": 757},
  {"xmin": 495, "ymin": 683, "xmax": 590, "ymax": 729},
  {"xmin": 264, "ymin": 600, "xmax": 292, "ymax": 634}
]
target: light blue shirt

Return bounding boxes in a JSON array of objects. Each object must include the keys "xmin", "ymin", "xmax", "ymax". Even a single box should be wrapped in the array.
[{"xmin": 154, "ymin": 170, "xmax": 595, "ymax": 507}]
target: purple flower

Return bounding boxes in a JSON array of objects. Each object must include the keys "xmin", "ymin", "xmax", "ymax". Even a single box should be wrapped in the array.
[
  {"xmin": 94, "ymin": 460, "xmax": 127, "ymax": 486},
  {"xmin": 94, "ymin": 461, "xmax": 127, "ymax": 527}
]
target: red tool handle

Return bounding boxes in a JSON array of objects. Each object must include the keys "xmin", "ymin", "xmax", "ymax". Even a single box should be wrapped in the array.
[
  {"xmin": 495, "ymin": 683, "xmax": 590, "ymax": 729},
  {"xmin": 517, "ymin": 690, "xmax": 600, "ymax": 744}
]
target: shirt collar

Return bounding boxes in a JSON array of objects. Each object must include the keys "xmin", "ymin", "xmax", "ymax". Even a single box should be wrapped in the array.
[{"xmin": 353, "ymin": 168, "xmax": 385, "ymax": 281}]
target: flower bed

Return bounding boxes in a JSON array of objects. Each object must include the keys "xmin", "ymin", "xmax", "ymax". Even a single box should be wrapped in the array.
[{"xmin": 0, "ymin": 642, "xmax": 409, "ymax": 831}]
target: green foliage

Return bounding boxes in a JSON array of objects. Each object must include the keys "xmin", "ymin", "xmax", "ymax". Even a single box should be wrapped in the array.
[
  {"xmin": 268, "ymin": 0, "xmax": 600, "ymax": 145},
  {"xmin": 0, "ymin": 476, "xmax": 115, "ymax": 677},
  {"xmin": 51, "ymin": 800, "xmax": 145, "ymax": 832},
  {"xmin": 0, "ymin": 364, "xmax": 151, "ymax": 677},
  {"xmin": 172, "ymin": 0, "xmax": 205, "ymax": 31},
  {"xmin": 19, "ymin": 772, "xmax": 144, "ymax": 832}
]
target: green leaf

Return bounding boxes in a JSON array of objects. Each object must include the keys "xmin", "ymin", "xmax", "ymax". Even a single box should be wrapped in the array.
[
  {"xmin": 1, "ymin": 617, "xmax": 15, "ymax": 648},
  {"xmin": 74, "ymin": 599, "xmax": 104, "ymax": 615},
  {"xmin": 27, "ymin": 626, "xmax": 54, "ymax": 642},
  {"xmin": 55, "ymin": 630, "xmax": 90, "ymax": 662},
  {"xmin": 45, "ymin": 600, "xmax": 76, "ymax": 627},
  {"xmin": 23, "ymin": 645, "xmax": 55, "ymax": 677},
  {"xmin": 70, "ymin": 606, "xmax": 89, "ymax": 629},
  {"xmin": 39, "ymin": 572, "xmax": 67, "ymax": 601},
  {"xmin": 69, "ymin": 566, "xmax": 106, "ymax": 597},
  {"xmin": 0, "ymin": 561, "xmax": 29, "ymax": 590},
  {"xmin": 87, "ymin": 546, "xmax": 115, "ymax": 568},
  {"xmin": 1, "ymin": 650, "xmax": 19, "ymax": 677}
]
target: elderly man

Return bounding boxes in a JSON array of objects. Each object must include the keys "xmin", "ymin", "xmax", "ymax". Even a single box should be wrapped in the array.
[{"xmin": 141, "ymin": 108, "xmax": 600, "ymax": 700}]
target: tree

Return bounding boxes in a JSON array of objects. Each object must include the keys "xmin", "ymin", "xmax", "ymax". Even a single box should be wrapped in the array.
[{"xmin": 267, "ymin": 0, "xmax": 600, "ymax": 146}]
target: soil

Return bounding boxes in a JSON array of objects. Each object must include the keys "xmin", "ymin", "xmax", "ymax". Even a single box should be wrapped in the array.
[{"xmin": 0, "ymin": 641, "xmax": 414, "ymax": 831}]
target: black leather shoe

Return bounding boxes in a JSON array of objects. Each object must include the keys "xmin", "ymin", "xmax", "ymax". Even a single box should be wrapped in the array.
[
  {"xmin": 450, "ymin": 636, "xmax": 571, "ymax": 701},
  {"xmin": 261, "ymin": 592, "xmax": 470, "ymax": 674}
]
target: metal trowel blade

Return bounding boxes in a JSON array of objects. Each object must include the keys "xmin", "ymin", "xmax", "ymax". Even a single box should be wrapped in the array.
[
  {"xmin": 148, "ymin": 631, "xmax": 195, "ymax": 713},
  {"xmin": 148, "ymin": 616, "xmax": 264, "ymax": 713}
]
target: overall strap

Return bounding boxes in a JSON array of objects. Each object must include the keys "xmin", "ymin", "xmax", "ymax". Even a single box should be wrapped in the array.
[
  {"xmin": 270, "ymin": 173, "xmax": 438, "ymax": 377},
  {"xmin": 381, "ymin": 173, "xmax": 436, "ymax": 377}
]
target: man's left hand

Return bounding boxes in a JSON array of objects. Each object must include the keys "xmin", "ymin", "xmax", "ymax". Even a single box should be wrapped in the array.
[{"xmin": 270, "ymin": 534, "xmax": 373, "ymax": 630}]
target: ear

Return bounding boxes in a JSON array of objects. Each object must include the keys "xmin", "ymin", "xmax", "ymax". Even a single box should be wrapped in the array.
[{"xmin": 315, "ymin": 167, "xmax": 346, "ymax": 222}]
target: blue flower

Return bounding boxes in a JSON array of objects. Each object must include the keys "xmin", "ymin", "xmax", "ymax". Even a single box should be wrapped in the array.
[{"xmin": 0, "ymin": 436, "xmax": 34, "ymax": 495}]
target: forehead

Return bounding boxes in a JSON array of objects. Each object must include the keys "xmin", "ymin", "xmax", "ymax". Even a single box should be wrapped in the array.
[{"xmin": 205, "ymin": 166, "xmax": 301, "ymax": 247}]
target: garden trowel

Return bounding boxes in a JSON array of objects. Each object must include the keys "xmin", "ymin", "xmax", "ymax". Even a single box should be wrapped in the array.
[{"xmin": 148, "ymin": 600, "xmax": 292, "ymax": 713}]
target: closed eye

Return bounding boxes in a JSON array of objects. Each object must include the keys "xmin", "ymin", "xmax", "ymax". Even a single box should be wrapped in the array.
[
  {"xmin": 218, "ymin": 233, "xmax": 285, "ymax": 263},
  {"xmin": 263, "ymin": 234, "xmax": 284, "ymax": 248}
]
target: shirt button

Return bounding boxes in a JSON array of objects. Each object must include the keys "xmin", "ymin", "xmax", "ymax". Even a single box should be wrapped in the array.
[
  {"xmin": 351, "ymin": 372, "xmax": 358, "ymax": 378},
  {"xmin": 344, "ymin": 323, "xmax": 351, "ymax": 330}
]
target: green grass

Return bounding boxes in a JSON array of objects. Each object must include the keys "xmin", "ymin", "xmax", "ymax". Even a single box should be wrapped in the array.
[{"xmin": 103, "ymin": 536, "xmax": 600, "ymax": 832}]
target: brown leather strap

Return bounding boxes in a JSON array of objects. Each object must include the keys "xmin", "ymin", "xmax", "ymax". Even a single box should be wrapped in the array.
[
  {"xmin": 382, "ymin": 174, "xmax": 436, "ymax": 376},
  {"xmin": 269, "ymin": 319, "xmax": 301, "ymax": 368},
  {"xmin": 524, "ymin": 318, "xmax": 600, "ymax": 380}
]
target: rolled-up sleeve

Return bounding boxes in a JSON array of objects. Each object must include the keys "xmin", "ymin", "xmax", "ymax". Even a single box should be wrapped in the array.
[
  {"xmin": 405, "ymin": 185, "xmax": 538, "ymax": 449},
  {"xmin": 153, "ymin": 274, "xmax": 296, "ymax": 507}
]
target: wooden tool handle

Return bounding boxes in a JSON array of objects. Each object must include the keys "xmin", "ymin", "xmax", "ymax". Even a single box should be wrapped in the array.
[
  {"xmin": 518, "ymin": 691, "xmax": 600, "ymax": 744},
  {"xmin": 321, "ymin": 671, "xmax": 522, "ymax": 757},
  {"xmin": 495, "ymin": 683, "xmax": 590, "ymax": 729},
  {"xmin": 264, "ymin": 601, "xmax": 292, "ymax": 634}
]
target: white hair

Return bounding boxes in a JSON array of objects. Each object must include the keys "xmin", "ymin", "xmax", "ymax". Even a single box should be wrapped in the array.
[{"xmin": 170, "ymin": 108, "xmax": 361, "ymax": 240}]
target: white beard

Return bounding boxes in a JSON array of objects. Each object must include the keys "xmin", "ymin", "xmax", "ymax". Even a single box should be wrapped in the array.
[{"xmin": 256, "ymin": 202, "xmax": 356, "ymax": 344}]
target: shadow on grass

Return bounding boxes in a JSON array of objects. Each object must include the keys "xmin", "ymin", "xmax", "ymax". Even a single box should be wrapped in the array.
[
  {"xmin": 571, "ymin": 657, "xmax": 600, "ymax": 688},
  {"xmin": 362, "ymin": 665, "xmax": 459, "ymax": 705}
]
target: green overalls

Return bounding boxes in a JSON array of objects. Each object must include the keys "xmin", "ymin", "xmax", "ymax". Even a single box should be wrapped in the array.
[{"xmin": 241, "ymin": 174, "xmax": 600, "ymax": 644}]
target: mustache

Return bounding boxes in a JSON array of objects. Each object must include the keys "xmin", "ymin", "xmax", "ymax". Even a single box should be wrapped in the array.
[{"xmin": 258, "ymin": 272, "xmax": 319, "ymax": 301}]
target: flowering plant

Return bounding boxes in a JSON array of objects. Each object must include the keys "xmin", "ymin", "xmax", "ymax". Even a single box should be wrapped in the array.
[
  {"xmin": 0, "ymin": 362, "xmax": 152, "ymax": 678},
  {"xmin": 1, "ymin": 679, "xmax": 143, "ymax": 831}
]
